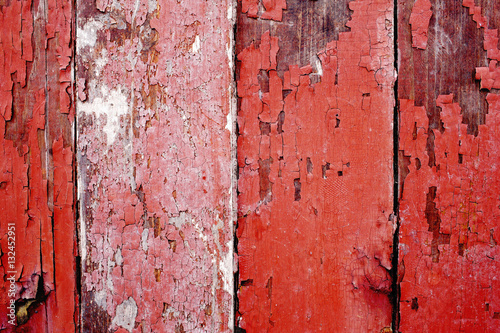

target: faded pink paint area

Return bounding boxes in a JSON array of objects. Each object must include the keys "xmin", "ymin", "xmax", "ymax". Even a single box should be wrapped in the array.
[
  {"xmin": 237, "ymin": 0, "xmax": 396, "ymax": 331},
  {"xmin": 409, "ymin": 0, "xmax": 432, "ymax": 49},
  {"xmin": 77, "ymin": 0, "xmax": 234, "ymax": 331}
]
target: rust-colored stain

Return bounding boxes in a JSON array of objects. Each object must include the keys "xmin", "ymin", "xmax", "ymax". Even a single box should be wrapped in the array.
[
  {"xmin": 76, "ymin": 0, "xmax": 235, "ymax": 331},
  {"xmin": 236, "ymin": 0, "xmax": 396, "ymax": 330},
  {"xmin": 0, "ymin": 0, "xmax": 76, "ymax": 331},
  {"xmin": 399, "ymin": 1, "xmax": 500, "ymax": 331}
]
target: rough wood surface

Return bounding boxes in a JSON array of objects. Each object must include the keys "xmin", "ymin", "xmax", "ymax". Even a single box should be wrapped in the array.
[
  {"xmin": 76, "ymin": 0, "xmax": 235, "ymax": 331},
  {"xmin": 398, "ymin": 0, "xmax": 500, "ymax": 331},
  {"xmin": 236, "ymin": 0, "xmax": 396, "ymax": 330},
  {"xmin": 0, "ymin": 0, "xmax": 76, "ymax": 331},
  {"xmin": 3, "ymin": 0, "xmax": 500, "ymax": 331}
]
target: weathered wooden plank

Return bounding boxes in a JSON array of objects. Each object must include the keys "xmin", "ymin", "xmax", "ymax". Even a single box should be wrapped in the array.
[
  {"xmin": 236, "ymin": 0, "xmax": 396, "ymax": 331},
  {"xmin": 0, "ymin": 0, "xmax": 76, "ymax": 330},
  {"xmin": 76, "ymin": 0, "xmax": 235, "ymax": 331},
  {"xmin": 398, "ymin": 0, "xmax": 500, "ymax": 331}
]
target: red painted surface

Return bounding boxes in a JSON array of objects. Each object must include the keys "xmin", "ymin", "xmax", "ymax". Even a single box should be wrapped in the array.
[
  {"xmin": 76, "ymin": 0, "xmax": 235, "ymax": 331},
  {"xmin": 409, "ymin": 0, "xmax": 432, "ymax": 49},
  {"xmin": 236, "ymin": 0, "xmax": 396, "ymax": 331},
  {"xmin": 0, "ymin": 0, "xmax": 76, "ymax": 331},
  {"xmin": 463, "ymin": 0, "xmax": 487, "ymax": 28},
  {"xmin": 399, "ymin": 96, "xmax": 500, "ymax": 331},
  {"xmin": 399, "ymin": 2, "xmax": 500, "ymax": 331},
  {"xmin": 242, "ymin": 0, "xmax": 286, "ymax": 21},
  {"xmin": 2, "ymin": 0, "xmax": 499, "ymax": 331}
]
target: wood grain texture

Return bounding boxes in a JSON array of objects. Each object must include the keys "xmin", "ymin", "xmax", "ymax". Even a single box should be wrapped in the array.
[
  {"xmin": 236, "ymin": 0, "xmax": 353, "ymax": 78},
  {"xmin": 236, "ymin": 0, "xmax": 396, "ymax": 331},
  {"xmin": 3, "ymin": 0, "xmax": 500, "ymax": 331},
  {"xmin": 398, "ymin": 0, "xmax": 500, "ymax": 331},
  {"xmin": 76, "ymin": 0, "xmax": 235, "ymax": 331},
  {"xmin": 0, "ymin": 0, "xmax": 76, "ymax": 331}
]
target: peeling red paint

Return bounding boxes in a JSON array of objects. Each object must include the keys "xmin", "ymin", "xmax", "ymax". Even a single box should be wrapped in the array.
[
  {"xmin": 399, "ymin": 3, "xmax": 500, "ymax": 330},
  {"xmin": 0, "ymin": 0, "xmax": 76, "ymax": 331},
  {"xmin": 3, "ymin": 0, "xmax": 500, "ymax": 331},
  {"xmin": 409, "ymin": 0, "xmax": 432, "ymax": 49},
  {"xmin": 463, "ymin": 0, "xmax": 487, "ymax": 28},
  {"xmin": 261, "ymin": 0, "xmax": 287, "ymax": 21},
  {"xmin": 242, "ymin": 0, "xmax": 286, "ymax": 21},
  {"xmin": 77, "ymin": 0, "xmax": 235, "ymax": 331},
  {"xmin": 475, "ymin": 24, "xmax": 500, "ymax": 90},
  {"xmin": 237, "ymin": 0, "xmax": 396, "ymax": 330},
  {"xmin": 399, "ymin": 95, "xmax": 500, "ymax": 331},
  {"xmin": 242, "ymin": 0, "xmax": 259, "ymax": 18}
]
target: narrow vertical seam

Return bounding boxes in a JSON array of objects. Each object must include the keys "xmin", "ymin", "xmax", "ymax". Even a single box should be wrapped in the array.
[{"xmin": 390, "ymin": 0, "xmax": 401, "ymax": 331}]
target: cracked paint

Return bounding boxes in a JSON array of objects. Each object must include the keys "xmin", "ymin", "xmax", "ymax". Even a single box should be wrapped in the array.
[
  {"xmin": 398, "ymin": 0, "xmax": 492, "ymax": 138},
  {"xmin": 78, "ymin": 85, "xmax": 130, "ymax": 146},
  {"xmin": 242, "ymin": 0, "xmax": 286, "ymax": 21},
  {"xmin": 0, "ymin": 0, "xmax": 76, "ymax": 331},
  {"xmin": 3, "ymin": 0, "xmax": 500, "ymax": 331},
  {"xmin": 237, "ymin": 0, "xmax": 354, "ymax": 76},
  {"xmin": 112, "ymin": 297, "xmax": 138, "ymax": 332},
  {"xmin": 236, "ymin": 0, "xmax": 396, "ymax": 330},
  {"xmin": 399, "ymin": 95, "xmax": 500, "ymax": 331},
  {"xmin": 398, "ymin": 1, "xmax": 500, "ymax": 331},
  {"xmin": 409, "ymin": 0, "xmax": 432, "ymax": 49},
  {"xmin": 77, "ymin": 0, "xmax": 235, "ymax": 331}
]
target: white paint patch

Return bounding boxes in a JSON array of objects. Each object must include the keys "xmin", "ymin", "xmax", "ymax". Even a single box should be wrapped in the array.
[
  {"xmin": 94, "ymin": 289, "xmax": 107, "ymax": 309},
  {"xmin": 79, "ymin": 85, "xmax": 129, "ymax": 146},
  {"xmin": 226, "ymin": 38, "xmax": 235, "ymax": 135},
  {"xmin": 226, "ymin": 40, "xmax": 233, "ymax": 69},
  {"xmin": 106, "ymin": 258, "xmax": 115, "ymax": 292},
  {"xmin": 112, "ymin": 297, "xmax": 138, "ymax": 332},
  {"xmin": 311, "ymin": 54, "xmax": 323, "ymax": 76},
  {"xmin": 132, "ymin": 0, "xmax": 141, "ymax": 24},
  {"xmin": 227, "ymin": 0, "xmax": 236, "ymax": 21},
  {"xmin": 77, "ymin": 169, "xmax": 87, "ymax": 266},
  {"xmin": 94, "ymin": 48, "xmax": 109, "ymax": 76},
  {"xmin": 148, "ymin": 0, "xmax": 157, "ymax": 13},
  {"xmin": 77, "ymin": 19, "xmax": 100, "ymax": 52},
  {"xmin": 220, "ymin": 241, "xmax": 233, "ymax": 294},
  {"xmin": 225, "ymin": 108, "xmax": 232, "ymax": 132},
  {"xmin": 141, "ymin": 229, "xmax": 149, "ymax": 252},
  {"xmin": 111, "ymin": 0, "xmax": 123, "ymax": 11},
  {"xmin": 194, "ymin": 222, "xmax": 208, "ymax": 243},
  {"xmin": 115, "ymin": 248, "xmax": 123, "ymax": 266},
  {"xmin": 169, "ymin": 211, "xmax": 191, "ymax": 229},
  {"xmin": 191, "ymin": 35, "xmax": 201, "ymax": 53}
]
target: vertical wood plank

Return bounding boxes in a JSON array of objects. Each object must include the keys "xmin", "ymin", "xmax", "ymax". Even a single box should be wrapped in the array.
[
  {"xmin": 398, "ymin": 0, "xmax": 500, "ymax": 331},
  {"xmin": 0, "ymin": 0, "xmax": 76, "ymax": 330},
  {"xmin": 76, "ymin": 0, "xmax": 235, "ymax": 331},
  {"xmin": 236, "ymin": 0, "xmax": 396, "ymax": 330}
]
